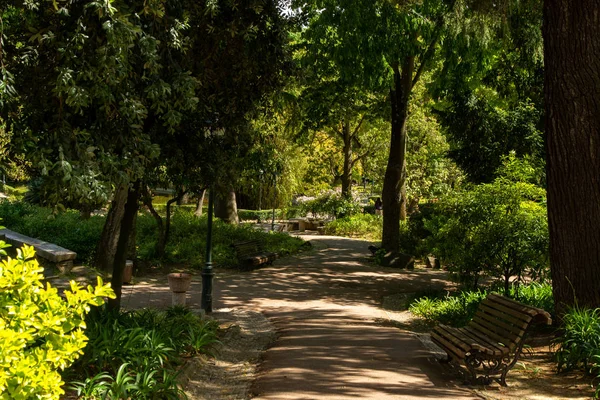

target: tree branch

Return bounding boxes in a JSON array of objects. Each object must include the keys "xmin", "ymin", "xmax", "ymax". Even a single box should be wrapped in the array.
[{"xmin": 412, "ymin": 0, "xmax": 457, "ymax": 88}]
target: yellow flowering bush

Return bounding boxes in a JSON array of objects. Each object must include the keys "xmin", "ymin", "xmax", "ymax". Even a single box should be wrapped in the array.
[{"xmin": 0, "ymin": 244, "xmax": 115, "ymax": 399}]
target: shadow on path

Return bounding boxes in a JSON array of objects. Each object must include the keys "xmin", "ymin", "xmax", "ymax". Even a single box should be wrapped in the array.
[
  {"xmin": 214, "ymin": 236, "xmax": 479, "ymax": 399},
  {"xmin": 122, "ymin": 235, "xmax": 478, "ymax": 399}
]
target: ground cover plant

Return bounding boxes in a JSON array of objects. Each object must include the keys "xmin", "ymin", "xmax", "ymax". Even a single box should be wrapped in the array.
[
  {"xmin": 66, "ymin": 306, "xmax": 218, "ymax": 399},
  {"xmin": 552, "ymin": 306, "xmax": 600, "ymax": 398},
  {"xmin": 0, "ymin": 241, "xmax": 114, "ymax": 399},
  {"xmin": 409, "ymin": 282, "xmax": 554, "ymax": 328},
  {"xmin": 0, "ymin": 201, "xmax": 305, "ymax": 269},
  {"xmin": 136, "ymin": 208, "xmax": 305, "ymax": 268},
  {"xmin": 324, "ymin": 214, "xmax": 382, "ymax": 240}
]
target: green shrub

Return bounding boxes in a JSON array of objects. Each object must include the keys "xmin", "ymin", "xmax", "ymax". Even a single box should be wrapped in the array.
[
  {"xmin": 0, "ymin": 202, "xmax": 305, "ymax": 269},
  {"xmin": 425, "ymin": 177, "xmax": 548, "ymax": 291},
  {"xmin": 137, "ymin": 209, "xmax": 305, "ymax": 268},
  {"xmin": 237, "ymin": 209, "xmax": 277, "ymax": 222},
  {"xmin": 68, "ymin": 306, "xmax": 218, "ymax": 399},
  {"xmin": 554, "ymin": 307, "xmax": 600, "ymax": 375},
  {"xmin": 0, "ymin": 245, "xmax": 114, "ymax": 399},
  {"xmin": 509, "ymin": 282, "xmax": 554, "ymax": 313},
  {"xmin": 300, "ymin": 193, "xmax": 361, "ymax": 219},
  {"xmin": 409, "ymin": 282, "xmax": 554, "ymax": 327},
  {"xmin": 0, "ymin": 201, "xmax": 105, "ymax": 264},
  {"xmin": 409, "ymin": 290, "xmax": 488, "ymax": 327},
  {"xmin": 324, "ymin": 214, "xmax": 382, "ymax": 239}
]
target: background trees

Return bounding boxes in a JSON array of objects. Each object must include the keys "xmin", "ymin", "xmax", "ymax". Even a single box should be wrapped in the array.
[{"xmin": 1, "ymin": 0, "xmax": 290, "ymax": 308}]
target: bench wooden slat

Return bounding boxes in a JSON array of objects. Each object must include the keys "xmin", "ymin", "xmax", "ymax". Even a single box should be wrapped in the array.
[
  {"xmin": 480, "ymin": 298, "xmax": 533, "ymax": 323},
  {"xmin": 472, "ymin": 312, "xmax": 524, "ymax": 343},
  {"xmin": 457, "ymin": 327, "xmax": 510, "ymax": 356},
  {"xmin": 487, "ymin": 294, "xmax": 551, "ymax": 320},
  {"xmin": 232, "ymin": 239, "xmax": 277, "ymax": 269},
  {"xmin": 468, "ymin": 320, "xmax": 520, "ymax": 352},
  {"xmin": 478, "ymin": 303, "xmax": 531, "ymax": 330},
  {"xmin": 431, "ymin": 329, "xmax": 468, "ymax": 359},
  {"xmin": 438, "ymin": 325, "xmax": 499, "ymax": 356}
]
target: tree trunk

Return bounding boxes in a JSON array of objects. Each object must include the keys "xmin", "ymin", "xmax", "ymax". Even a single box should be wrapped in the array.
[
  {"xmin": 381, "ymin": 58, "xmax": 413, "ymax": 252},
  {"xmin": 544, "ymin": 0, "xmax": 600, "ymax": 315},
  {"xmin": 141, "ymin": 188, "xmax": 166, "ymax": 258},
  {"xmin": 215, "ymin": 189, "xmax": 239, "ymax": 224},
  {"xmin": 341, "ymin": 119, "xmax": 353, "ymax": 199},
  {"xmin": 95, "ymin": 185, "xmax": 128, "ymax": 273},
  {"xmin": 177, "ymin": 186, "xmax": 190, "ymax": 205},
  {"xmin": 194, "ymin": 189, "xmax": 206, "ymax": 217},
  {"xmin": 108, "ymin": 182, "xmax": 140, "ymax": 310}
]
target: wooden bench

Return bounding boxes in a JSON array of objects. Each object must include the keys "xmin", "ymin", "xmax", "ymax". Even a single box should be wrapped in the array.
[
  {"xmin": 430, "ymin": 293, "xmax": 551, "ymax": 386},
  {"xmin": 0, "ymin": 228, "xmax": 77, "ymax": 273},
  {"xmin": 232, "ymin": 240, "xmax": 278, "ymax": 270}
]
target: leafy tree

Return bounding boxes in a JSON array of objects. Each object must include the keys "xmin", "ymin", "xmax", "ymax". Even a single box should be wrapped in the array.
[
  {"xmin": 1, "ymin": 0, "xmax": 290, "ymax": 307},
  {"xmin": 433, "ymin": 0, "xmax": 544, "ymax": 183},
  {"xmin": 405, "ymin": 79, "xmax": 463, "ymax": 208},
  {"xmin": 295, "ymin": 0, "xmax": 460, "ymax": 252}
]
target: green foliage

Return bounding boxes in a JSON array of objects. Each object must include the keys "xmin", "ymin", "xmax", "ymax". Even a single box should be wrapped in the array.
[
  {"xmin": 237, "ymin": 209, "xmax": 279, "ymax": 222},
  {"xmin": 0, "ymin": 201, "xmax": 104, "ymax": 264},
  {"xmin": 136, "ymin": 208, "xmax": 305, "ymax": 268},
  {"xmin": 0, "ymin": 202, "xmax": 305, "ymax": 269},
  {"xmin": 425, "ymin": 156, "xmax": 549, "ymax": 290},
  {"xmin": 434, "ymin": 1, "xmax": 544, "ymax": 184},
  {"xmin": 324, "ymin": 214, "xmax": 382, "ymax": 240},
  {"xmin": 508, "ymin": 281, "xmax": 553, "ymax": 313},
  {"xmin": 0, "ymin": 246, "xmax": 114, "ymax": 399},
  {"xmin": 409, "ymin": 282, "xmax": 553, "ymax": 327},
  {"xmin": 300, "ymin": 193, "xmax": 362, "ymax": 219},
  {"xmin": 554, "ymin": 307, "xmax": 600, "ymax": 377},
  {"xmin": 69, "ymin": 306, "xmax": 217, "ymax": 399},
  {"xmin": 409, "ymin": 290, "xmax": 488, "ymax": 327}
]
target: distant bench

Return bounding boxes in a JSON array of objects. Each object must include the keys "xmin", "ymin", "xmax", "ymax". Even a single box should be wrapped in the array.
[
  {"xmin": 0, "ymin": 229, "xmax": 77, "ymax": 273},
  {"xmin": 232, "ymin": 239, "xmax": 277, "ymax": 270}
]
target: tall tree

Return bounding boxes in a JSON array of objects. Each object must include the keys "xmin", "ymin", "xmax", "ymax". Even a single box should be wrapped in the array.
[
  {"xmin": 543, "ymin": 0, "xmax": 600, "ymax": 314},
  {"xmin": 296, "ymin": 0, "xmax": 457, "ymax": 252},
  {"xmin": 1, "ymin": 0, "xmax": 289, "ymax": 307}
]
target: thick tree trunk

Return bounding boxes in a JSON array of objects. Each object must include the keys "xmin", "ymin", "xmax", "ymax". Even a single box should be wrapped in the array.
[
  {"xmin": 544, "ymin": 0, "xmax": 600, "ymax": 315},
  {"xmin": 381, "ymin": 59, "xmax": 412, "ymax": 252},
  {"xmin": 95, "ymin": 185, "xmax": 128, "ymax": 273},
  {"xmin": 215, "ymin": 189, "xmax": 239, "ymax": 224},
  {"xmin": 194, "ymin": 189, "xmax": 206, "ymax": 217},
  {"xmin": 341, "ymin": 119, "xmax": 353, "ymax": 199},
  {"xmin": 108, "ymin": 183, "xmax": 140, "ymax": 310}
]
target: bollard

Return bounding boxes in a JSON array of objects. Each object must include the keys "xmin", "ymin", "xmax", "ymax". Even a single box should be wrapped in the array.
[{"xmin": 167, "ymin": 273, "xmax": 192, "ymax": 306}]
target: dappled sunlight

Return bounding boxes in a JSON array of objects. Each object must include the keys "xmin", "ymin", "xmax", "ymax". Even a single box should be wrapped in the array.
[{"xmin": 121, "ymin": 235, "xmax": 477, "ymax": 399}]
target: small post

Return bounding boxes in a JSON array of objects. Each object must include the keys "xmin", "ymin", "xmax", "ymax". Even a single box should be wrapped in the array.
[{"xmin": 201, "ymin": 188, "xmax": 215, "ymax": 313}]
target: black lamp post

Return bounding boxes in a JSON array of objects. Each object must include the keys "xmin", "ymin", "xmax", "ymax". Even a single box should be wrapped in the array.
[
  {"xmin": 271, "ymin": 172, "xmax": 277, "ymax": 231},
  {"xmin": 201, "ymin": 187, "xmax": 215, "ymax": 313}
]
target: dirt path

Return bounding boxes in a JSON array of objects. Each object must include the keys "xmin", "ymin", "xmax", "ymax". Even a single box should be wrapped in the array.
[{"xmin": 210, "ymin": 235, "xmax": 479, "ymax": 399}]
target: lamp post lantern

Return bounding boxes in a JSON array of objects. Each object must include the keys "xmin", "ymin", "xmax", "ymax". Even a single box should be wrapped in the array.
[{"xmin": 201, "ymin": 188, "xmax": 215, "ymax": 313}]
